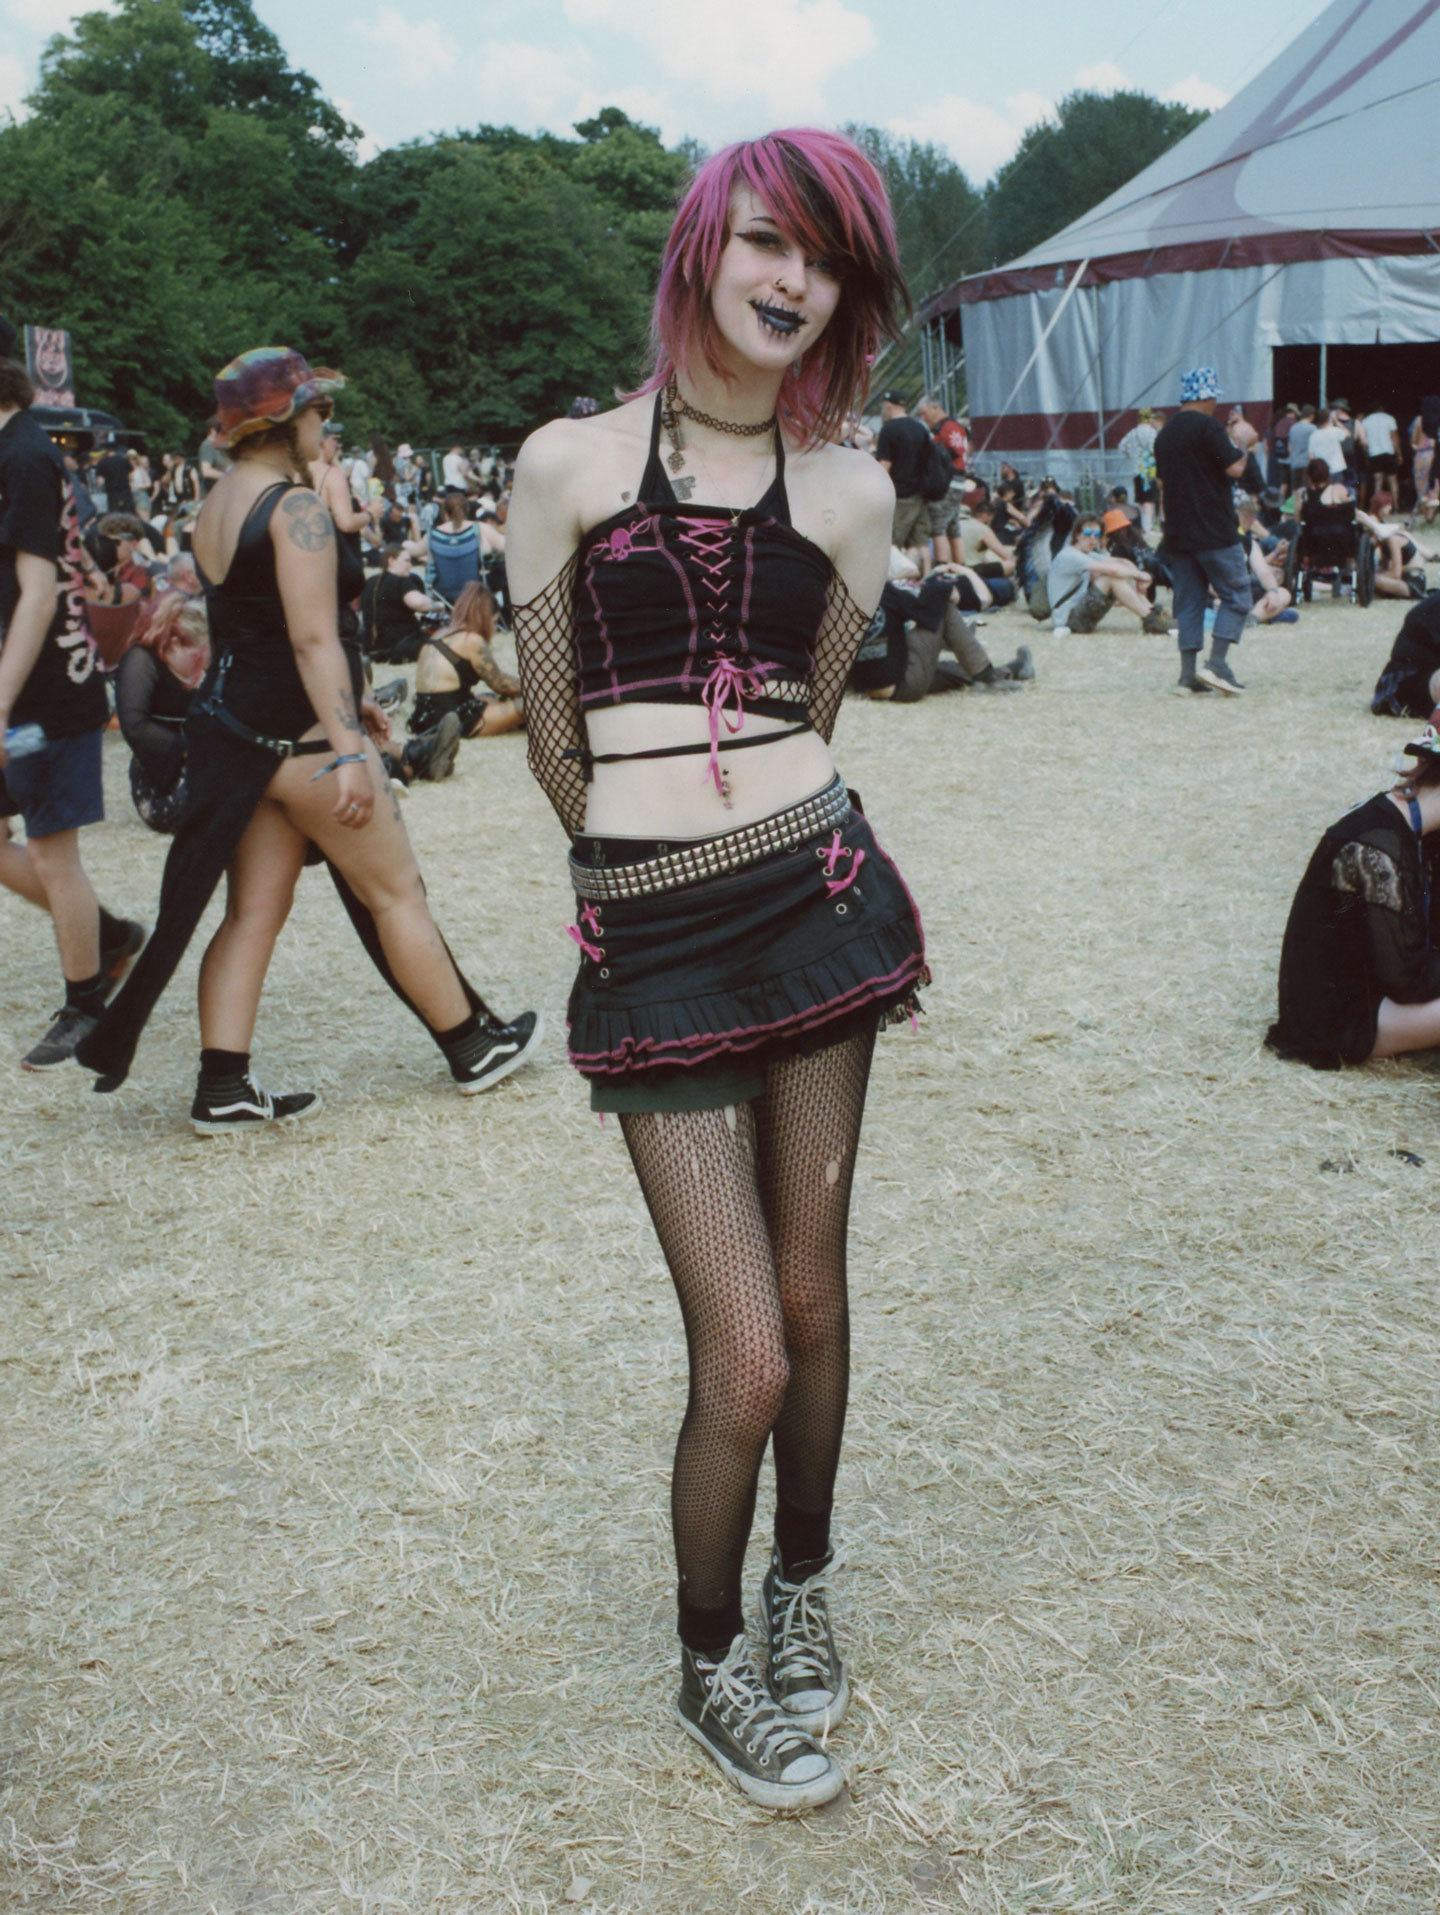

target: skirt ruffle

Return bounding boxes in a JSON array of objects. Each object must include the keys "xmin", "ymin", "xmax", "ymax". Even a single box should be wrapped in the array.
[{"xmin": 566, "ymin": 807, "xmax": 928, "ymax": 1081}]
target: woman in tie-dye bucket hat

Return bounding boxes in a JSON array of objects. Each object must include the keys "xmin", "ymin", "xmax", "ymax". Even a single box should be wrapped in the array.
[{"xmin": 78, "ymin": 347, "xmax": 541, "ymax": 1125}]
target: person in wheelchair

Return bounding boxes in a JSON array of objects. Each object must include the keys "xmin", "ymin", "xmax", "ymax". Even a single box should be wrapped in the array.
[{"xmin": 1287, "ymin": 458, "xmax": 1374, "ymax": 603}]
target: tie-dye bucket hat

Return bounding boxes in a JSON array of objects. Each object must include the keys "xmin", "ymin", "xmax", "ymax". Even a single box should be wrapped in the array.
[
  {"xmin": 213, "ymin": 347, "xmax": 346, "ymax": 448},
  {"xmin": 1180, "ymin": 366, "xmax": 1223, "ymax": 403}
]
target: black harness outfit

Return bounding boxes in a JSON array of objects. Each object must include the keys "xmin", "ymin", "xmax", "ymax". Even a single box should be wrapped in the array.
[
  {"xmin": 514, "ymin": 396, "xmax": 928, "ymax": 1110},
  {"xmin": 77, "ymin": 480, "xmax": 485, "ymax": 1089}
]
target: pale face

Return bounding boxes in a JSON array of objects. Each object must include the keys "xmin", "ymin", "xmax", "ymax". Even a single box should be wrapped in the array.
[{"xmin": 707, "ymin": 186, "xmax": 843, "ymax": 379}]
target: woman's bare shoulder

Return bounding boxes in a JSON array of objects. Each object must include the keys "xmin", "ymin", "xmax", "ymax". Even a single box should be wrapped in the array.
[{"xmin": 516, "ymin": 398, "xmax": 652, "ymax": 483}]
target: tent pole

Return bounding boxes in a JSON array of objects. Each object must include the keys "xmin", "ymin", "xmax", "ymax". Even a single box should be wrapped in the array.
[{"xmin": 1319, "ymin": 342, "xmax": 1328, "ymax": 407}]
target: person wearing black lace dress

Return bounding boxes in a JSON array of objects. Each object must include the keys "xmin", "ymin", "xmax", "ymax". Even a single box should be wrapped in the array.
[
  {"xmin": 508, "ymin": 129, "xmax": 925, "ymax": 1811},
  {"xmin": 1267, "ymin": 724, "xmax": 1440, "ymax": 1068}
]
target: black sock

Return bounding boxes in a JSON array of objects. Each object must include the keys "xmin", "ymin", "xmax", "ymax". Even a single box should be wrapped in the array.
[
  {"xmin": 775, "ymin": 1499, "xmax": 832, "ymax": 1582},
  {"xmin": 1209, "ymin": 635, "xmax": 1232, "ymax": 670},
  {"xmin": 1178, "ymin": 651, "xmax": 1200, "ymax": 684},
  {"xmin": 199, "ymin": 1047, "xmax": 250, "ymax": 1082},
  {"xmin": 678, "ymin": 1593, "xmax": 744, "ymax": 1661},
  {"xmin": 98, "ymin": 907, "xmax": 128, "ymax": 953},
  {"xmin": 65, "ymin": 972, "xmax": 107, "ymax": 1018},
  {"xmin": 433, "ymin": 1009, "xmax": 480, "ymax": 1057}
]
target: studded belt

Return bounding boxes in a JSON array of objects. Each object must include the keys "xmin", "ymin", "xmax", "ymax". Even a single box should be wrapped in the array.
[{"xmin": 568, "ymin": 776, "xmax": 851, "ymax": 902}]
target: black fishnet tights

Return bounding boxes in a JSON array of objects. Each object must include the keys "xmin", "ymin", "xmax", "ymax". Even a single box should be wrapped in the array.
[{"xmin": 620, "ymin": 1023, "xmax": 877, "ymax": 1649}]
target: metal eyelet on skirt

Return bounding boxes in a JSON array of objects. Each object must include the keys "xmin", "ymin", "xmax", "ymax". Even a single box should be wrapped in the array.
[
  {"xmin": 835, "ymin": 901, "xmax": 848, "ymax": 916},
  {"xmin": 599, "ymin": 968, "xmax": 610, "ymax": 980}
]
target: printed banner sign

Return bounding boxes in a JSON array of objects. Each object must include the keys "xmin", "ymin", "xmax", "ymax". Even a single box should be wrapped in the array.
[{"xmin": 25, "ymin": 325, "xmax": 74, "ymax": 407}]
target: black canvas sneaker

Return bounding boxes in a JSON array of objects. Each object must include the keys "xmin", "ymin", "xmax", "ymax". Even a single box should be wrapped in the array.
[
  {"xmin": 447, "ymin": 1010, "xmax": 543, "ymax": 1094},
  {"xmin": 402, "ymin": 712, "xmax": 462, "ymax": 782},
  {"xmin": 22, "ymin": 1006, "xmax": 99, "ymax": 1072},
  {"xmin": 676, "ymin": 1635, "xmax": 843, "ymax": 1811},
  {"xmin": 759, "ymin": 1547, "xmax": 849, "ymax": 1734},
  {"xmin": 190, "ymin": 1072, "xmax": 321, "ymax": 1136},
  {"xmin": 1197, "ymin": 659, "xmax": 1245, "ymax": 694}
]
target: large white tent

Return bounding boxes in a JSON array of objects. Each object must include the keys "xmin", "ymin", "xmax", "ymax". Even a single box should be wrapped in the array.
[{"xmin": 921, "ymin": 0, "xmax": 1440, "ymax": 481}]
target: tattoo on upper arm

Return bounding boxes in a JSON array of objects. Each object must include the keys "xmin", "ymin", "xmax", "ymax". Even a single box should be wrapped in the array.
[
  {"xmin": 823, "ymin": 508, "xmax": 837, "ymax": 525},
  {"xmin": 280, "ymin": 493, "xmax": 335, "ymax": 552}
]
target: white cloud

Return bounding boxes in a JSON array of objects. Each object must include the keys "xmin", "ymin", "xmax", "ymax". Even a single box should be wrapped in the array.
[
  {"xmin": 355, "ymin": 8, "xmax": 452, "ymax": 90},
  {"xmin": 471, "ymin": 40, "xmax": 590, "ymax": 122},
  {"xmin": 1074, "ymin": 60, "xmax": 1129, "ymax": 93},
  {"xmin": 563, "ymin": 0, "xmax": 874, "ymax": 117},
  {"xmin": 3, "ymin": 0, "xmax": 113, "ymax": 30},
  {"xmin": 889, "ymin": 89, "xmax": 1054, "ymax": 182},
  {"xmin": 0, "ymin": 49, "xmax": 28, "ymax": 120},
  {"xmin": 1164, "ymin": 73, "xmax": 1231, "ymax": 113},
  {"xmin": 331, "ymin": 95, "xmax": 380, "ymax": 163}
]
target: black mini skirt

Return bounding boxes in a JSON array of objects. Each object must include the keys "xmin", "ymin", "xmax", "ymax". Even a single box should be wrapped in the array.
[{"xmin": 566, "ymin": 801, "xmax": 928, "ymax": 1111}]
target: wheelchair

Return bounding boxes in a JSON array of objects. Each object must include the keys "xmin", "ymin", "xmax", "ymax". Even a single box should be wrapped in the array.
[{"xmin": 1283, "ymin": 495, "xmax": 1375, "ymax": 605}]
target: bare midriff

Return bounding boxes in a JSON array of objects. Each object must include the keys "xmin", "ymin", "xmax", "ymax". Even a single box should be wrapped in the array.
[{"xmin": 582, "ymin": 702, "xmax": 836, "ymax": 840}]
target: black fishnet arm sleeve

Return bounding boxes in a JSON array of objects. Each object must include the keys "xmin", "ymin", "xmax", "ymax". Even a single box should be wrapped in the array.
[
  {"xmin": 512, "ymin": 556, "xmax": 588, "ymax": 840},
  {"xmin": 807, "ymin": 571, "xmax": 876, "ymax": 746}
]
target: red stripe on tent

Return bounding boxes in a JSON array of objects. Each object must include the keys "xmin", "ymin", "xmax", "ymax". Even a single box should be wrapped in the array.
[
  {"xmin": 972, "ymin": 404, "xmax": 1273, "ymax": 456},
  {"xmin": 923, "ymin": 228, "xmax": 1440, "ymax": 319}
]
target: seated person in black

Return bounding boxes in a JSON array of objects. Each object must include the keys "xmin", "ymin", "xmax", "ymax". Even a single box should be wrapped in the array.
[
  {"xmin": 1372, "ymin": 591, "xmax": 1440, "ymax": 718},
  {"xmin": 1267, "ymin": 723, "xmax": 1440, "ymax": 1067},
  {"xmin": 411, "ymin": 581, "xmax": 524, "ymax": 738},
  {"xmin": 364, "ymin": 543, "xmax": 437, "ymax": 662},
  {"xmin": 848, "ymin": 575, "xmax": 1034, "ymax": 703},
  {"xmin": 115, "ymin": 591, "xmax": 209, "ymax": 831}
]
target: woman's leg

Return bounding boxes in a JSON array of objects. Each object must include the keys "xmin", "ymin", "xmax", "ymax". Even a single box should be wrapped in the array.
[
  {"xmin": 619, "ymin": 1102, "xmax": 790, "ymax": 1654},
  {"xmin": 752, "ymin": 1023, "xmax": 876, "ymax": 1574},
  {"xmin": 1371, "ymin": 996, "xmax": 1440, "ymax": 1057},
  {"xmin": 196, "ymin": 799, "xmax": 308, "ymax": 1051},
  {"xmin": 265, "ymin": 740, "xmax": 469, "ymax": 1032}
]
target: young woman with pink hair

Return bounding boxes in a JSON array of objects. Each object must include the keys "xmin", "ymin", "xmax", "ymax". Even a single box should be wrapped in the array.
[{"xmin": 509, "ymin": 129, "xmax": 926, "ymax": 1809}]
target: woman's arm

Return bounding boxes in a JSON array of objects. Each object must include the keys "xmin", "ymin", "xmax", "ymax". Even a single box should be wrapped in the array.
[
  {"xmin": 507, "ymin": 422, "xmax": 588, "ymax": 836},
  {"xmin": 318, "ymin": 462, "xmax": 369, "ymax": 534},
  {"xmin": 270, "ymin": 489, "xmax": 374, "ymax": 829},
  {"xmin": 807, "ymin": 447, "xmax": 893, "ymax": 744},
  {"xmin": 115, "ymin": 647, "xmax": 186, "ymax": 786}
]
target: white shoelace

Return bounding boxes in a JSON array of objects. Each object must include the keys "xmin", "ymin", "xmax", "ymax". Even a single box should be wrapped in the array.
[
  {"xmin": 698, "ymin": 1640, "xmax": 811, "ymax": 1760},
  {"xmin": 771, "ymin": 1569, "xmax": 838, "ymax": 1688}
]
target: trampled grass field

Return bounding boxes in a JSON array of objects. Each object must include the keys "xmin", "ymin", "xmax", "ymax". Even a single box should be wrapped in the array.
[{"xmin": 3, "ymin": 594, "xmax": 1438, "ymax": 1913}]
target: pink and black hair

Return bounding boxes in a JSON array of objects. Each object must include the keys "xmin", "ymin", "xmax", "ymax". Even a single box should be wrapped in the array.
[{"xmin": 639, "ymin": 128, "xmax": 909, "ymax": 448}]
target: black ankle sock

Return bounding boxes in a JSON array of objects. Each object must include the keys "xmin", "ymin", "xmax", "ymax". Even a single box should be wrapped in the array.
[
  {"xmin": 1178, "ymin": 651, "xmax": 1200, "ymax": 684},
  {"xmin": 433, "ymin": 1009, "xmax": 480, "ymax": 1057},
  {"xmin": 98, "ymin": 907, "xmax": 127, "ymax": 952},
  {"xmin": 1208, "ymin": 635, "xmax": 1232, "ymax": 670},
  {"xmin": 775, "ymin": 1499, "xmax": 832, "ymax": 1582},
  {"xmin": 65, "ymin": 971, "xmax": 107, "ymax": 1018},
  {"xmin": 678, "ymin": 1594, "xmax": 744, "ymax": 1660},
  {"xmin": 199, "ymin": 1047, "xmax": 250, "ymax": 1082}
]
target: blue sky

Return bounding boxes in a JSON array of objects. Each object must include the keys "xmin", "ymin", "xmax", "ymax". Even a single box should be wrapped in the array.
[{"xmin": 2, "ymin": 0, "xmax": 1334, "ymax": 181}]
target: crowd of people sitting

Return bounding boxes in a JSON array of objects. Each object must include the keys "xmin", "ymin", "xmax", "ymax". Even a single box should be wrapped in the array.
[{"xmin": 59, "ymin": 420, "xmax": 530, "ymax": 832}]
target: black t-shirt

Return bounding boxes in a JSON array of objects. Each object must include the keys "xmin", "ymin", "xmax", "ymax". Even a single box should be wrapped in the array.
[
  {"xmin": 374, "ymin": 571, "xmax": 422, "ymax": 647},
  {"xmin": 1155, "ymin": 409, "xmax": 1242, "ymax": 553},
  {"xmin": 876, "ymin": 416, "xmax": 932, "ymax": 499},
  {"xmin": 0, "ymin": 410, "xmax": 106, "ymax": 737},
  {"xmin": 97, "ymin": 450, "xmax": 133, "ymax": 507}
]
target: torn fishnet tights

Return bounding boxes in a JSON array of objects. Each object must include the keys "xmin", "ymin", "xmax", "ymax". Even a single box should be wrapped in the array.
[
  {"xmin": 620, "ymin": 1023, "xmax": 877, "ymax": 1617},
  {"xmin": 513, "ymin": 558, "xmax": 874, "ymax": 840}
]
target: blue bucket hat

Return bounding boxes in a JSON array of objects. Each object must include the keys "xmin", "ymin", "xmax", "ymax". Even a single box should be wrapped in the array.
[{"xmin": 1180, "ymin": 366, "xmax": 1223, "ymax": 403}]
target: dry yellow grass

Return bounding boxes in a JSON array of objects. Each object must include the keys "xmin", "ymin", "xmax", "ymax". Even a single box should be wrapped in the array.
[{"xmin": 3, "ymin": 597, "xmax": 1439, "ymax": 1914}]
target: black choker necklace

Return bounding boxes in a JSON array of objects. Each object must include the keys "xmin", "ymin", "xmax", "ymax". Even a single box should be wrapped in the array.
[{"xmin": 662, "ymin": 377, "xmax": 777, "ymax": 489}]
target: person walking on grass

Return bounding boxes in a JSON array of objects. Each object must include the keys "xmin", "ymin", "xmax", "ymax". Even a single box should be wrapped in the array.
[
  {"xmin": 509, "ymin": 127, "xmax": 926, "ymax": 1813},
  {"xmin": 75, "ymin": 348, "xmax": 540, "ymax": 1130},
  {"xmin": 0, "ymin": 351, "xmax": 146, "ymax": 1070},
  {"xmin": 1154, "ymin": 366, "xmax": 1252, "ymax": 695}
]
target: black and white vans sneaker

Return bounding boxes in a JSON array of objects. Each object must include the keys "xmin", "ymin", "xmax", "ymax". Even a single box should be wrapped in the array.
[
  {"xmin": 759, "ymin": 1547, "xmax": 849, "ymax": 1735},
  {"xmin": 190, "ymin": 1072, "xmax": 322, "ymax": 1136},
  {"xmin": 676, "ymin": 1635, "xmax": 843, "ymax": 1812},
  {"xmin": 447, "ymin": 1010, "xmax": 543, "ymax": 1094}
]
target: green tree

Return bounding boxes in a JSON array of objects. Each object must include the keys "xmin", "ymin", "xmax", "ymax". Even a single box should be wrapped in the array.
[
  {"xmin": 984, "ymin": 90, "xmax": 1205, "ymax": 267},
  {"xmin": 845, "ymin": 126, "xmax": 988, "ymax": 306}
]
